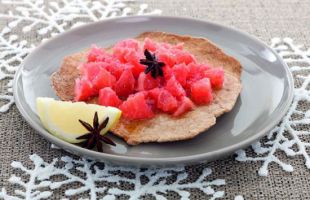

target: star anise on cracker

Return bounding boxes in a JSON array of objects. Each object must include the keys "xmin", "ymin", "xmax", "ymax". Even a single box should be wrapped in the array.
[
  {"xmin": 140, "ymin": 49, "xmax": 165, "ymax": 78},
  {"xmin": 76, "ymin": 112, "xmax": 116, "ymax": 152}
]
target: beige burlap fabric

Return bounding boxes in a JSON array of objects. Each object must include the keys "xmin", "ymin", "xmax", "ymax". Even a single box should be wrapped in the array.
[{"xmin": 0, "ymin": 0, "xmax": 310, "ymax": 199}]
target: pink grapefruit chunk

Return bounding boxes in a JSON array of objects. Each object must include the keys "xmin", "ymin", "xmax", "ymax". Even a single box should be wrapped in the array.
[
  {"xmin": 74, "ymin": 78, "xmax": 95, "ymax": 101},
  {"xmin": 165, "ymin": 76, "xmax": 186, "ymax": 99},
  {"xmin": 87, "ymin": 45, "xmax": 110, "ymax": 62},
  {"xmin": 92, "ymin": 68, "xmax": 116, "ymax": 90},
  {"xmin": 191, "ymin": 78, "xmax": 213, "ymax": 105},
  {"xmin": 119, "ymin": 92, "xmax": 154, "ymax": 120},
  {"xmin": 98, "ymin": 87, "xmax": 122, "ymax": 107},
  {"xmin": 147, "ymin": 88, "xmax": 161, "ymax": 105},
  {"xmin": 104, "ymin": 61, "xmax": 125, "ymax": 80},
  {"xmin": 114, "ymin": 39, "xmax": 140, "ymax": 50},
  {"xmin": 203, "ymin": 67, "xmax": 225, "ymax": 89},
  {"xmin": 173, "ymin": 96, "xmax": 195, "ymax": 117},
  {"xmin": 157, "ymin": 89, "xmax": 178, "ymax": 113},
  {"xmin": 175, "ymin": 51, "xmax": 196, "ymax": 65},
  {"xmin": 137, "ymin": 73, "xmax": 161, "ymax": 91},
  {"xmin": 115, "ymin": 69, "xmax": 135, "ymax": 98},
  {"xmin": 143, "ymin": 38, "xmax": 157, "ymax": 51},
  {"xmin": 173, "ymin": 63, "xmax": 188, "ymax": 87},
  {"xmin": 80, "ymin": 62, "xmax": 101, "ymax": 81},
  {"xmin": 157, "ymin": 52, "xmax": 176, "ymax": 68}
]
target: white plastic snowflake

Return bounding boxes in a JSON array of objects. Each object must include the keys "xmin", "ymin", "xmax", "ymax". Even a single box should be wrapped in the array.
[
  {"xmin": 0, "ymin": 154, "xmax": 225, "ymax": 200},
  {"xmin": 236, "ymin": 38, "xmax": 310, "ymax": 176},
  {"xmin": 0, "ymin": 0, "xmax": 161, "ymax": 112}
]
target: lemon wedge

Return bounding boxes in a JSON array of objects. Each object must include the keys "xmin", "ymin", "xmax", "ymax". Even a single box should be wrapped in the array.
[{"xmin": 36, "ymin": 97, "xmax": 122, "ymax": 143}]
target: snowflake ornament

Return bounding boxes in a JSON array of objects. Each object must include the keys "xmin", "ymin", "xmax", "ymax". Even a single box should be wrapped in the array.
[
  {"xmin": 0, "ymin": 154, "xmax": 226, "ymax": 200},
  {"xmin": 236, "ymin": 38, "xmax": 310, "ymax": 176},
  {"xmin": 0, "ymin": 0, "xmax": 161, "ymax": 113}
]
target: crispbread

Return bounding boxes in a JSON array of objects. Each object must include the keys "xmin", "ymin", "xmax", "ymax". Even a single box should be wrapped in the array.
[{"xmin": 51, "ymin": 32, "xmax": 242, "ymax": 145}]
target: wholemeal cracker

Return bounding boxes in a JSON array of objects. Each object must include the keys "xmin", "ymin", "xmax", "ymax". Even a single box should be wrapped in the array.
[{"xmin": 51, "ymin": 32, "xmax": 242, "ymax": 145}]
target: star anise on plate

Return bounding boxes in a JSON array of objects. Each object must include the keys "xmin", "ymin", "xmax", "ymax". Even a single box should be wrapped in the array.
[
  {"xmin": 76, "ymin": 112, "xmax": 116, "ymax": 152},
  {"xmin": 140, "ymin": 49, "xmax": 165, "ymax": 78}
]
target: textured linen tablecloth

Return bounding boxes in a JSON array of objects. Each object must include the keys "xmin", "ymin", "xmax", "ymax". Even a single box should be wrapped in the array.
[{"xmin": 0, "ymin": 0, "xmax": 310, "ymax": 199}]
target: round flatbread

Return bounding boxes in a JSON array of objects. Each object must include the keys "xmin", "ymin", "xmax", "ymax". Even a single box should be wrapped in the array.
[{"xmin": 51, "ymin": 32, "xmax": 242, "ymax": 145}]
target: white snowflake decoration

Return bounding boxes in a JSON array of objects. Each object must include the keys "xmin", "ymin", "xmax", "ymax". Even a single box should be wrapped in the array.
[
  {"xmin": 0, "ymin": 0, "xmax": 161, "ymax": 112},
  {"xmin": 0, "ymin": 154, "xmax": 225, "ymax": 200},
  {"xmin": 236, "ymin": 38, "xmax": 310, "ymax": 176},
  {"xmin": 234, "ymin": 195, "xmax": 244, "ymax": 200}
]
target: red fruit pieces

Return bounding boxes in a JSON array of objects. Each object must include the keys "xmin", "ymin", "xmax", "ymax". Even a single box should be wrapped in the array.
[
  {"xmin": 87, "ymin": 45, "xmax": 108, "ymax": 62},
  {"xmin": 104, "ymin": 62, "xmax": 124, "ymax": 80},
  {"xmin": 114, "ymin": 39, "xmax": 140, "ymax": 50},
  {"xmin": 74, "ymin": 38, "xmax": 225, "ymax": 119},
  {"xmin": 125, "ymin": 55, "xmax": 145, "ymax": 78},
  {"xmin": 173, "ymin": 63, "xmax": 188, "ymax": 87},
  {"xmin": 191, "ymin": 78, "xmax": 213, "ymax": 105},
  {"xmin": 74, "ymin": 78, "xmax": 95, "ymax": 101},
  {"xmin": 113, "ymin": 39, "xmax": 140, "ymax": 63},
  {"xmin": 187, "ymin": 63, "xmax": 207, "ymax": 82},
  {"xmin": 120, "ymin": 92, "xmax": 154, "ymax": 120},
  {"xmin": 87, "ymin": 45, "xmax": 112, "ymax": 62},
  {"xmin": 98, "ymin": 87, "xmax": 122, "ymax": 107},
  {"xmin": 173, "ymin": 97, "xmax": 195, "ymax": 117},
  {"xmin": 113, "ymin": 48, "xmax": 144, "ymax": 78},
  {"xmin": 157, "ymin": 52, "xmax": 176, "ymax": 68},
  {"xmin": 157, "ymin": 89, "xmax": 178, "ymax": 113},
  {"xmin": 162, "ymin": 65, "xmax": 173, "ymax": 80},
  {"xmin": 175, "ymin": 51, "xmax": 196, "ymax": 65},
  {"xmin": 92, "ymin": 68, "xmax": 116, "ymax": 90},
  {"xmin": 144, "ymin": 38, "xmax": 157, "ymax": 51},
  {"xmin": 137, "ymin": 73, "xmax": 161, "ymax": 91},
  {"xmin": 147, "ymin": 88, "xmax": 161, "ymax": 105},
  {"xmin": 80, "ymin": 62, "xmax": 101, "ymax": 80},
  {"xmin": 165, "ymin": 76, "xmax": 186, "ymax": 99},
  {"xmin": 115, "ymin": 69, "xmax": 135, "ymax": 98},
  {"xmin": 203, "ymin": 67, "xmax": 225, "ymax": 89}
]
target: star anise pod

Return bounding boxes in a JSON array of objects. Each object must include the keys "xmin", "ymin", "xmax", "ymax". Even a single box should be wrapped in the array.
[
  {"xmin": 140, "ymin": 49, "xmax": 165, "ymax": 78},
  {"xmin": 76, "ymin": 112, "xmax": 116, "ymax": 152}
]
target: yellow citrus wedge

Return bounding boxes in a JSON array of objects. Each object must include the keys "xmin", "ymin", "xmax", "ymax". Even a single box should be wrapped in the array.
[{"xmin": 36, "ymin": 97, "xmax": 121, "ymax": 143}]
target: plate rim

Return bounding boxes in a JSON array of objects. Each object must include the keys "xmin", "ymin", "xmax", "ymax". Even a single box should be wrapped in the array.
[{"xmin": 13, "ymin": 15, "xmax": 294, "ymax": 165}]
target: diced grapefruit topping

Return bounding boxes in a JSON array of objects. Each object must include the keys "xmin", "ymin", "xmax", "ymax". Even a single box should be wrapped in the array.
[
  {"xmin": 115, "ymin": 69, "xmax": 135, "ymax": 98},
  {"xmin": 175, "ymin": 51, "xmax": 196, "ymax": 65},
  {"xmin": 144, "ymin": 38, "xmax": 157, "ymax": 51},
  {"xmin": 104, "ymin": 62, "xmax": 124, "ymax": 80},
  {"xmin": 147, "ymin": 88, "xmax": 161, "ymax": 105},
  {"xmin": 191, "ymin": 78, "xmax": 213, "ymax": 105},
  {"xmin": 173, "ymin": 63, "xmax": 188, "ymax": 87},
  {"xmin": 187, "ymin": 63, "xmax": 206, "ymax": 82},
  {"xmin": 157, "ymin": 89, "xmax": 178, "ymax": 113},
  {"xmin": 137, "ymin": 73, "xmax": 161, "ymax": 91},
  {"xmin": 119, "ymin": 92, "xmax": 154, "ymax": 120},
  {"xmin": 173, "ymin": 96, "xmax": 195, "ymax": 117},
  {"xmin": 92, "ymin": 68, "xmax": 116, "ymax": 90},
  {"xmin": 162, "ymin": 65, "xmax": 173, "ymax": 80},
  {"xmin": 74, "ymin": 39, "xmax": 225, "ymax": 120},
  {"xmin": 127, "ymin": 59, "xmax": 145, "ymax": 78},
  {"xmin": 203, "ymin": 67, "xmax": 225, "ymax": 89},
  {"xmin": 165, "ymin": 76, "xmax": 186, "ymax": 99},
  {"xmin": 157, "ymin": 52, "xmax": 176, "ymax": 68},
  {"xmin": 114, "ymin": 39, "xmax": 140, "ymax": 50},
  {"xmin": 80, "ymin": 62, "xmax": 101, "ymax": 81},
  {"xmin": 87, "ymin": 45, "xmax": 108, "ymax": 62},
  {"xmin": 74, "ymin": 78, "xmax": 95, "ymax": 101},
  {"xmin": 98, "ymin": 87, "xmax": 122, "ymax": 107}
]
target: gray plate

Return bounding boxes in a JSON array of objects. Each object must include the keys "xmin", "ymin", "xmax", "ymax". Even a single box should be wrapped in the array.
[{"xmin": 13, "ymin": 16, "xmax": 293, "ymax": 166}]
